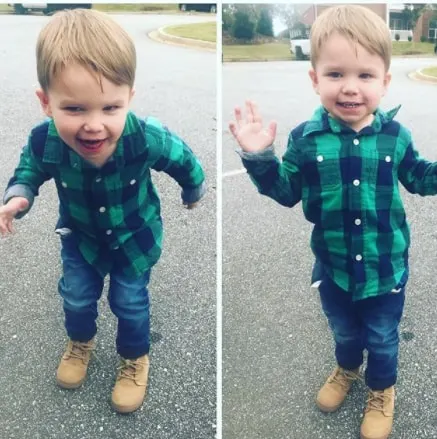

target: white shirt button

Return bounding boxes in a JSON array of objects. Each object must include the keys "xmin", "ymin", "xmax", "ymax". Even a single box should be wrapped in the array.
[
  {"xmin": 355, "ymin": 254, "xmax": 363, "ymax": 261},
  {"xmin": 61, "ymin": 182, "xmax": 67, "ymax": 188},
  {"xmin": 353, "ymin": 139, "xmax": 360, "ymax": 146},
  {"xmin": 317, "ymin": 155, "xmax": 324, "ymax": 162},
  {"xmin": 385, "ymin": 156, "xmax": 391, "ymax": 162},
  {"xmin": 130, "ymin": 179, "xmax": 136, "ymax": 185},
  {"xmin": 353, "ymin": 179, "xmax": 360, "ymax": 186},
  {"xmin": 95, "ymin": 177, "xmax": 102, "ymax": 183},
  {"xmin": 99, "ymin": 207, "xmax": 106, "ymax": 213},
  {"xmin": 106, "ymin": 229, "xmax": 112, "ymax": 235},
  {"xmin": 355, "ymin": 218, "xmax": 361, "ymax": 226}
]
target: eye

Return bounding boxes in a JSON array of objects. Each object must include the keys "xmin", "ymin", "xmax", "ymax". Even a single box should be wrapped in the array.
[
  {"xmin": 326, "ymin": 72, "xmax": 341, "ymax": 78},
  {"xmin": 360, "ymin": 73, "xmax": 373, "ymax": 79},
  {"xmin": 104, "ymin": 105, "xmax": 120, "ymax": 112},
  {"xmin": 64, "ymin": 106, "xmax": 83, "ymax": 112}
]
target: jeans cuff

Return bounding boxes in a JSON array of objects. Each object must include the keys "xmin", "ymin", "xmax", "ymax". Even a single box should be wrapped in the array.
[
  {"xmin": 117, "ymin": 344, "xmax": 150, "ymax": 360},
  {"xmin": 366, "ymin": 375, "xmax": 397, "ymax": 390}
]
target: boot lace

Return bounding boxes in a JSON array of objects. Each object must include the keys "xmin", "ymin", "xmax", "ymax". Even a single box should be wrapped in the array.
[
  {"xmin": 117, "ymin": 358, "xmax": 147, "ymax": 384},
  {"xmin": 366, "ymin": 390, "xmax": 391, "ymax": 412},
  {"xmin": 330, "ymin": 367, "xmax": 361, "ymax": 390},
  {"xmin": 66, "ymin": 340, "xmax": 95, "ymax": 361}
]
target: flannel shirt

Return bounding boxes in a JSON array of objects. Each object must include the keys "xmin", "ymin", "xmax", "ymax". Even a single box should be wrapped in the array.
[
  {"xmin": 240, "ymin": 105, "xmax": 437, "ymax": 301},
  {"xmin": 4, "ymin": 111, "xmax": 205, "ymax": 278}
]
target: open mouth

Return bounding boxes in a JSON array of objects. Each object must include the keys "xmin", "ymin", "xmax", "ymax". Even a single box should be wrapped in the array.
[
  {"xmin": 337, "ymin": 102, "xmax": 362, "ymax": 109},
  {"xmin": 77, "ymin": 138, "xmax": 107, "ymax": 151}
]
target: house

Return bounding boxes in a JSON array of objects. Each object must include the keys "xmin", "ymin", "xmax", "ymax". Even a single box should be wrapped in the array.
[
  {"xmin": 390, "ymin": 4, "xmax": 436, "ymax": 42},
  {"xmin": 292, "ymin": 3, "xmax": 433, "ymax": 42}
]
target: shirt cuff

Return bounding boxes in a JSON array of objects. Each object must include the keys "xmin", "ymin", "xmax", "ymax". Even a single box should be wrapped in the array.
[
  {"xmin": 235, "ymin": 145, "xmax": 276, "ymax": 161},
  {"xmin": 181, "ymin": 180, "xmax": 206, "ymax": 204},
  {"xmin": 3, "ymin": 184, "xmax": 34, "ymax": 219}
]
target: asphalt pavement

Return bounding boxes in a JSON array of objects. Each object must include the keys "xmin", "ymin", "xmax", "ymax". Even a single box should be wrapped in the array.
[
  {"xmin": 223, "ymin": 58, "xmax": 437, "ymax": 439},
  {"xmin": 0, "ymin": 13, "xmax": 216, "ymax": 439}
]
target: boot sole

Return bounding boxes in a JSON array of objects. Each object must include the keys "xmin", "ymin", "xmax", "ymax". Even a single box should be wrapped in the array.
[
  {"xmin": 316, "ymin": 399, "xmax": 343, "ymax": 413},
  {"xmin": 360, "ymin": 431, "xmax": 391, "ymax": 439},
  {"xmin": 56, "ymin": 376, "xmax": 86, "ymax": 389},
  {"xmin": 111, "ymin": 399, "xmax": 144, "ymax": 414}
]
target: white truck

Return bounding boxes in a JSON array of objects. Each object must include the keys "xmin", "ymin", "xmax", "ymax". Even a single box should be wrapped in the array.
[{"xmin": 289, "ymin": 38, "xmax": 311, "ymax": 60}]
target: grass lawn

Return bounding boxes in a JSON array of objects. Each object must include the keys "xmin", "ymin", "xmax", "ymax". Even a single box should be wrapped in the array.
[
  {"xmin": 165, "ymin": 22, "xmax": 216, "ymax": 43},
  {"xmin": 223, "ymin": 42, "xmax": 292, "ymax": 61},
  {"xmin": 392, "ymin": 41, "xmax": 434, "ymax": 55},
  {"xmin": 421, "ymin": 66, "xmax": 437, "ymax": 77},
  {"xmin": 223, "ymin": 41, "xmax": 436, "ymax": 62},
  {"xmin": 0, "ymin": 4, "xmax": 12, "ymax": 12}
]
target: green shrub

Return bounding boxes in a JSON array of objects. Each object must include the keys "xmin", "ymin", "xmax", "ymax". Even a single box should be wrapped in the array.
[
  {"xmin": 395, "ymin": 33, "xmax": 400, "ymax": 41},
  {"xmin": 420, "ymin": 35, "xmax": 427, "ymax": 43},
  {"xmin": 256, "ymin": 7, "xmax": 273, "ymax": 37},
  {"xmin": 408, "ymin": 35, "xmax": 412, "ymax": 42},
  {"xmin": 232, "ymin": 10, "xmax": 256, "ymax": 40}
]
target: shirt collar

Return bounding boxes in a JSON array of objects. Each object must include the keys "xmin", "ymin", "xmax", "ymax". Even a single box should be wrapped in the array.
[
  {"xmin": 42, "ymin": 111, "xmax": 140, "ymax": 169},
  {"xmin": 302, "ymin": 105, "xmax": 401, "ymax": 137}
]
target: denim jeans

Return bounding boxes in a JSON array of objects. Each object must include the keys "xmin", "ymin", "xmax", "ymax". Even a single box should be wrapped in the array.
[
  {"xmin": 58, "ymin": 233, "xmax": 151, "ymax": 359},
  {"xmin": 313, "ymin": 262, "xmax": 406, "ymax": 390}
]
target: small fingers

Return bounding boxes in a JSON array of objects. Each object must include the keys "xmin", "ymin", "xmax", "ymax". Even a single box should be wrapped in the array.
[
  {"xmin": 251, "ymin": 101, "xmax": 262, "ymax": 124},
  {"xmin": 245, "ymin": 100, "xmax": 254, "ymax": 123},
  {"xmin": 0, "ymin": 219, "xmax": 12, "ymax": 236},
  {"xmin": 268, "ymin": 120, "xmax": 278, "ymax": 140},
  {"xmin": 234, "ymin": 106, "xmax": 243, "ymax": 125},
  {"xmin": 229, "ymin": 122, "xmax": 238, "ymax": 139}
]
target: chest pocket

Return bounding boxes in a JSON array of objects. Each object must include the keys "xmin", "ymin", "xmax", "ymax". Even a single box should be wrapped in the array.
[{"xmin": 302, "ymin": 150, "xmax": 342, "ymax": 190}]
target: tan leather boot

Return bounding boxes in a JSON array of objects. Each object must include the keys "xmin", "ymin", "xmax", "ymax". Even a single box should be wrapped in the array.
[
  {"xmin": 111, "ymin": 355, "xmax": 149, "ymax": 413},
  {"xmin": 360, "ymin": 386, "xmax": 395, "ymax": 439},
  {"xmin": 56, "ymin": 339, "xmax": 95, "ymax": 389},
  {"xmin": 316, "ymin": 366, "xmax": 360, "ymax": 412}
]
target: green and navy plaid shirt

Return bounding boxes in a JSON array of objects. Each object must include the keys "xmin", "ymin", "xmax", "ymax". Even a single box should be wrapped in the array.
[
  {"xmin": 4, "ymin": 111, "xmax": 205, "ymax": 278},
  {"xmin": 241, "ymin": 105, "xmax": 437, "ymax": 301}
]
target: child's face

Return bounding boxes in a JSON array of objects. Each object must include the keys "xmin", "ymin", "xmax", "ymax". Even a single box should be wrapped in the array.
[
  {"xmin": 309, "ymin": 33, "xmax": 391, "ymax": 132},
  {"xmin": 36, "ymin": 64, "xmax": 134, "ymax": 167}
]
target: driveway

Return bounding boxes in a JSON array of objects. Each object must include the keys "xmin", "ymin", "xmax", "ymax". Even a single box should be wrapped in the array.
[
  {"xmin": 223, "ymin": 58, "xmax": 437, "ymax": 439},
  {"xmin": 0, "ymin": 13, "xmax": 216, "ymax": 439}
]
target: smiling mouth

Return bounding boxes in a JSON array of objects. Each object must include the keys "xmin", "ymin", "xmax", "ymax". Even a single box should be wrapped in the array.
[
  {"xmin": 337, "ymin": 102, "xmax": 362, "ymax": 108},
  {"xmin": 77, "ymin": 138, "xmax": 107, "ymax": 150}
]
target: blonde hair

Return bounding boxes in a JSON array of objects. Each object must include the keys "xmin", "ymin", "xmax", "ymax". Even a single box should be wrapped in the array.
[
  {"xmin": 36, "ymin": 8, "xmax": 136, "ymax": 91},
  {"xmin": 310, "ymin": 5, "xmax": 392, "ymax": 70}
]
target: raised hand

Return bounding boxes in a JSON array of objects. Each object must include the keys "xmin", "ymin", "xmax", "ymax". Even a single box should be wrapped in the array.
[
  {"xmin": 229, "ymin": 100, "xmax": 277, "ymax": 153},
  {"xmin": 0, "ymin": 197, "xmax": 29, "ymax": 236}
]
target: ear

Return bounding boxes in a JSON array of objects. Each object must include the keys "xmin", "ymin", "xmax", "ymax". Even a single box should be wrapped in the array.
[
  {"xmin": 129, "ymin": 87, "xmax": 135, "ymax": 102},
  {"xmin": 35, "ymin": 88, "xmax": 53, "ymax": 117},
  {"xmin": 382, "ymin": 71, "xmax": 392, "ymax": 96},
  {"xmin": 308, "ymin": 69, "xmax": 320, "ymax": 95}
]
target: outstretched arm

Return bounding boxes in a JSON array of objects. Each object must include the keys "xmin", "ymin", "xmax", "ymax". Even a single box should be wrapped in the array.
[
  {"xmin": 230, "ymin": 101, "xmax": 302, "ymax": 208},
  {"xmin": 145, "ymin": 118, "xmax": 206, "ymax": 208}
]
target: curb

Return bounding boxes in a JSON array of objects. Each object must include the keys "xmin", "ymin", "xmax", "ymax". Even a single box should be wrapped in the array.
[
  {"xmin": 149, "ymin": 25, "xmax": 215, "ymax": 52},
  {"xmin": 409, "ymin": 67, "xmax": 437, "ymax": 84}
]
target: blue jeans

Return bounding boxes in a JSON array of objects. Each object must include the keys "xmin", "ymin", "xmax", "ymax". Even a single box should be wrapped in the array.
[
  {"xmin": 58, "ymin": 234, "xmax": 151, "ymax": 359},
  {"xmin": 314, "ymin": 263, "xmax": 406, "ymax": 390}
]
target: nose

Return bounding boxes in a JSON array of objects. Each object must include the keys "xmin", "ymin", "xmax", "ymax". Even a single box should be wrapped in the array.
[
  {"xmin": 341, "ymin": 78, "xmax": 359, "ymax": 95},
  {"xmin": 83, "ymin": 115, "xmax": 103, "ymax": 132}
]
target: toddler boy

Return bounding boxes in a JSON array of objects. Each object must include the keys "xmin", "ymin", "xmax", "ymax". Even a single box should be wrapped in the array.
[
  {"xmin": 0, "ymin": 9, "xmax": 205, "ymax": 413},
  {"xmin": 230, "ymin": 5, "xmax": 435, "ymax": 439}
]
